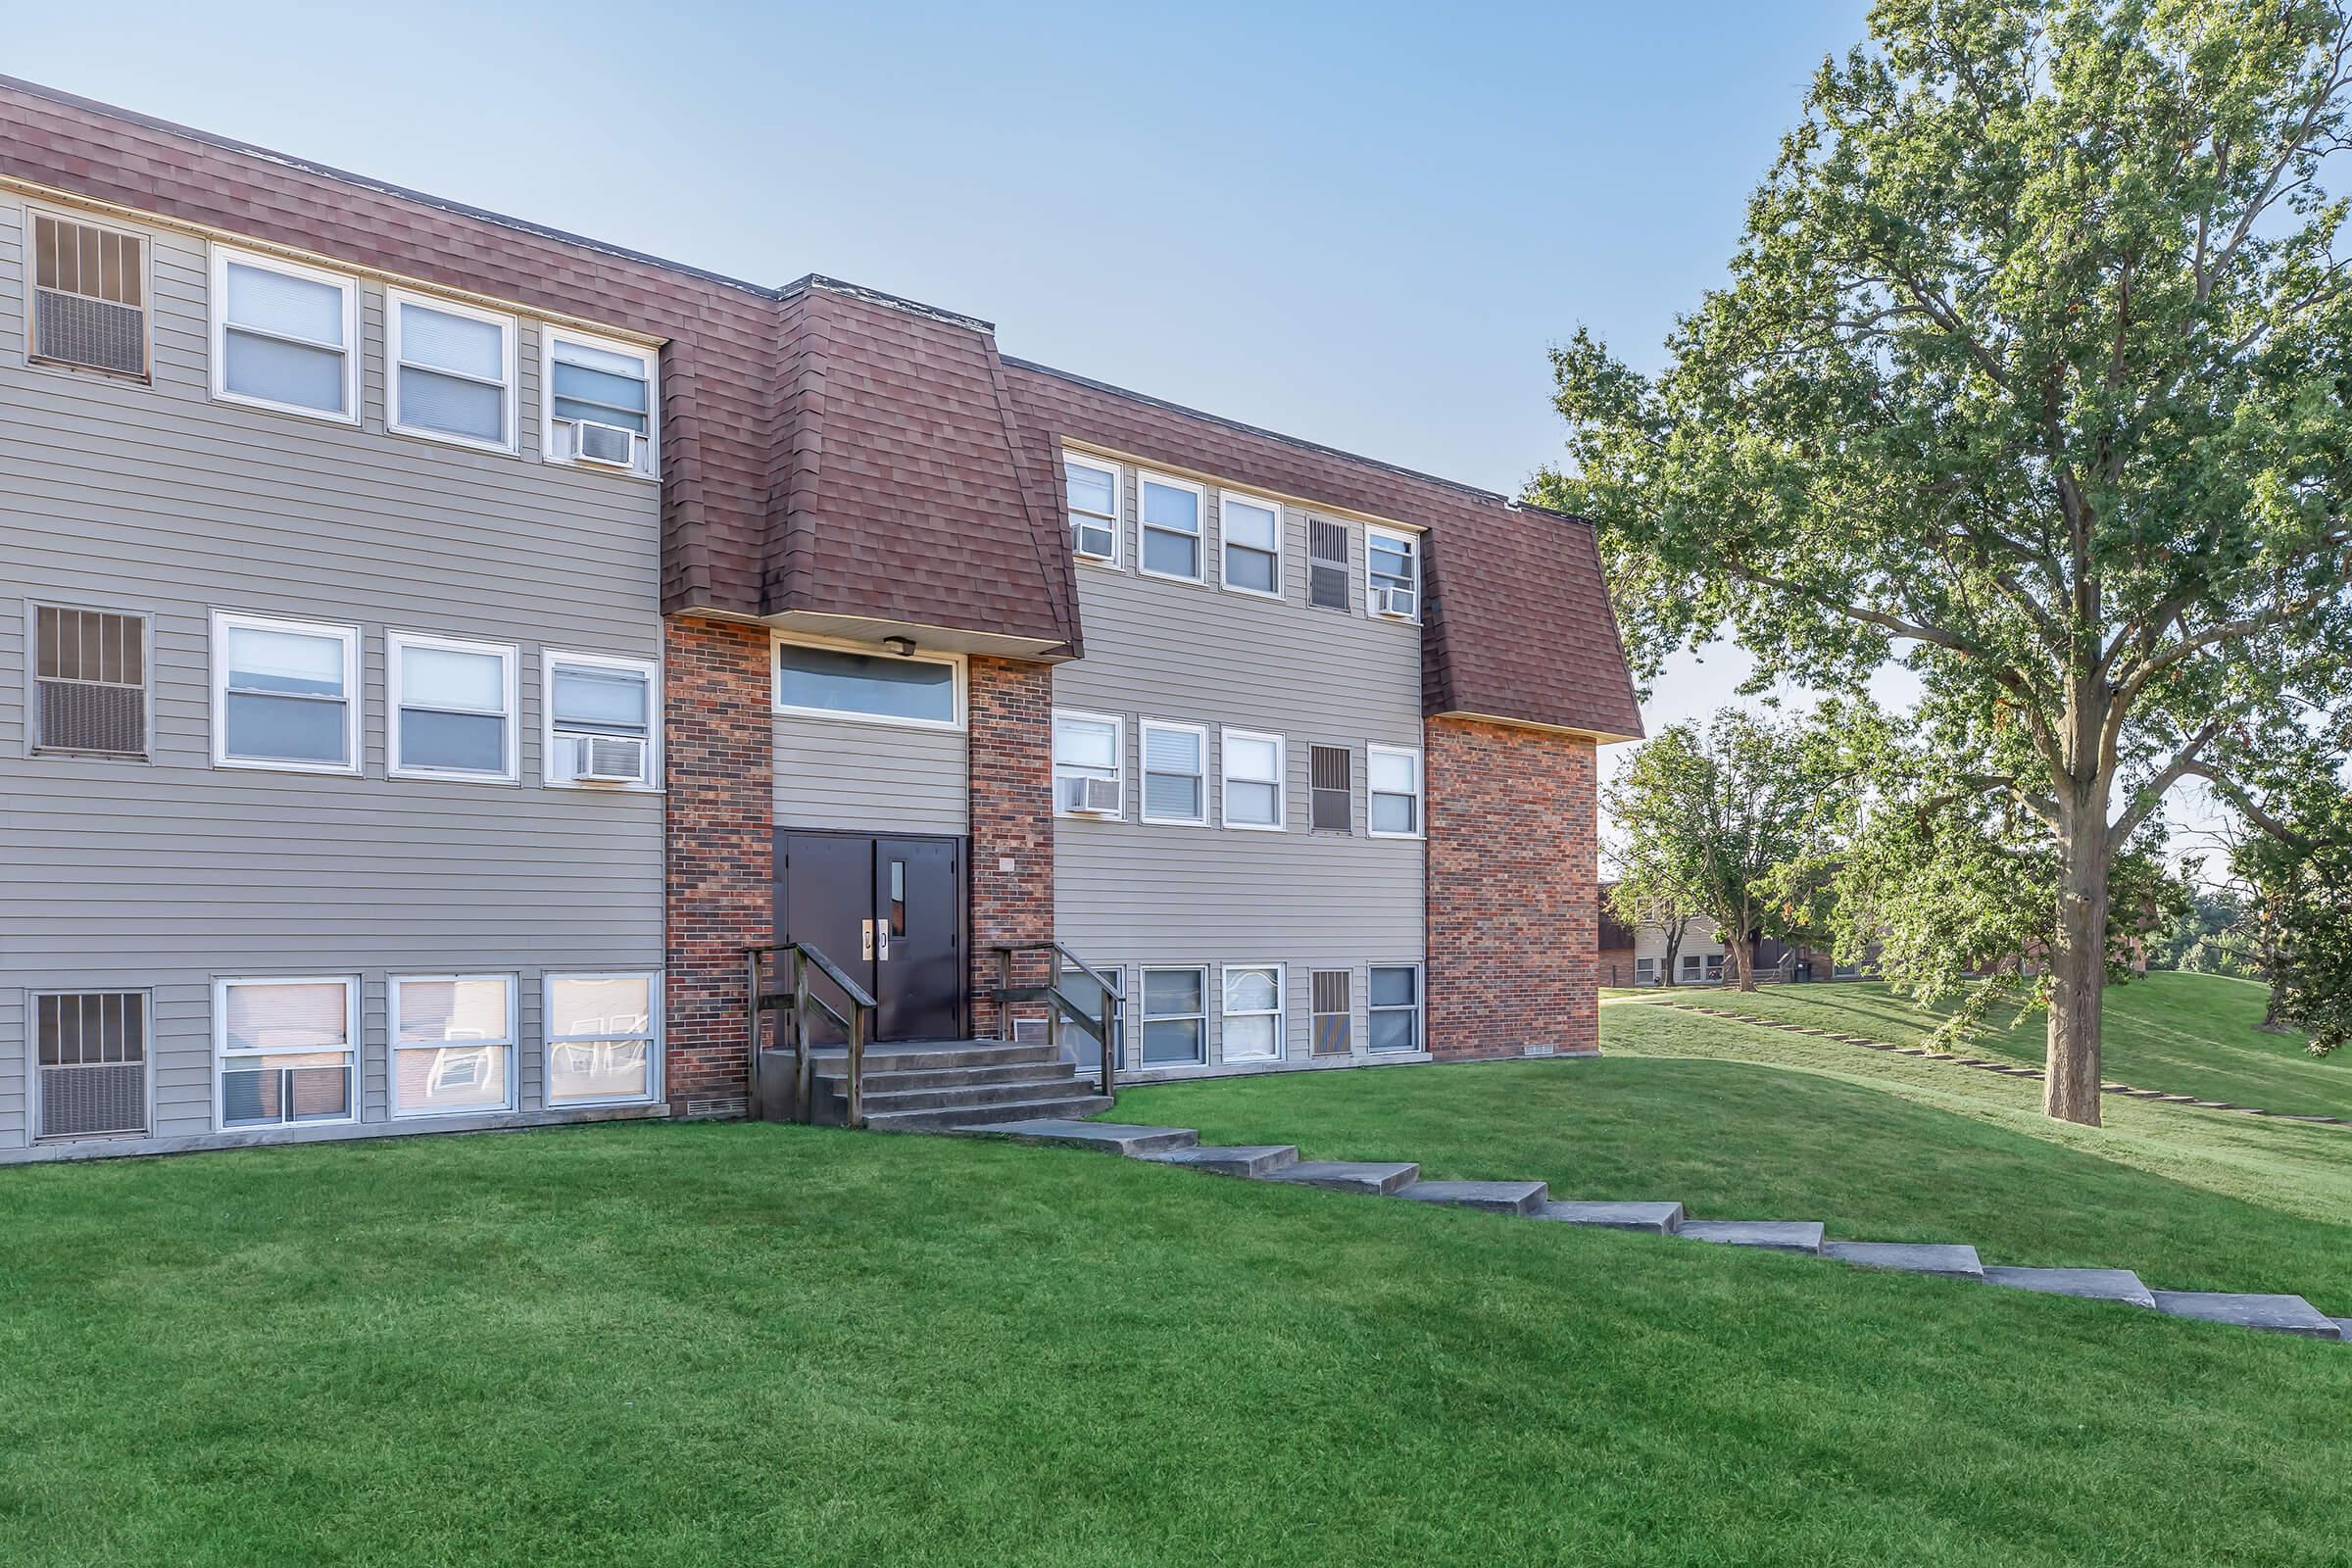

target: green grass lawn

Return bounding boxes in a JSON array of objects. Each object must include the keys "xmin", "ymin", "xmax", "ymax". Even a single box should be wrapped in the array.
[
  {"xmin": 1614, "ymin": 969, "xmax": 2352, "ymax": 1117},
  {"xmin": 4, "ymin": 1004, "xmax": 2349, "ymax": 1566}
]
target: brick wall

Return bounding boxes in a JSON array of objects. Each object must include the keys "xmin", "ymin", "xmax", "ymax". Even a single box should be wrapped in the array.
[
  {"xmin": 662, "ymin": 615, "xmax": 774, "ymax": 1115},
  {"xmin": 967, "ymin": 657, "xmax": 1055, "ymax": 1037},
  {"xmin": 1425, "ymin": 715, "xmax": 1599, "ymax": 1060}
]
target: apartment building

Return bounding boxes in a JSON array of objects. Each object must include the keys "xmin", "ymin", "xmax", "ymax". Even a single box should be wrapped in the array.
[{"xmin": 0, "ymin": 77, "xmax": 1642, "ymax": 1160}]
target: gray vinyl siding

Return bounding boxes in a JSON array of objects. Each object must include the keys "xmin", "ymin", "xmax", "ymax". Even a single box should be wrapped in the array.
[
  {"xmin": 1053, "ymin": 459, "xmax": 1426, "ymax": 1076},
  {"xmin": 0, "ymin": 193, "xmax": 665, "ymax": 1155},
  {"xmin": 774, "ymin": 711, "xmax": 967, "ymax": 835}
]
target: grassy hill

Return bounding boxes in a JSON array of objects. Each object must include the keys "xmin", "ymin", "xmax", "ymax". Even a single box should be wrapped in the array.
[
  {"xmin": 1615, "ymin": 969, "xmax": 2352, "ymax": 1118},
  {"xmin": 2, "ymin": 1003, "xmax": 2347, "ymax": 1565}
]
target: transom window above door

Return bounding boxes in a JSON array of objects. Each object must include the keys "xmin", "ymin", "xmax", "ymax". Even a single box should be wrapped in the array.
[
  {"xmin": 773, "ymin": 639, "xmax": 962, "ymax": 728},
  {"xmin": 1139, "ymin": 472, "xmax": 1205, "ymax": 582}
]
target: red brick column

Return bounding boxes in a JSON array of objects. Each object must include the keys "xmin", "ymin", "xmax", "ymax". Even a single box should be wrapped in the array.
[
  {"xmin": 967, "ymin": 656, "xmax": 1054, "ymax": 1038},
  {"xmin": 1424, "ymin": 715, "xmax": 1598, "ymax": 1060},
  {"xmin": 662, "ymin": 615, "xmax": 773, "ymax": 1115}
]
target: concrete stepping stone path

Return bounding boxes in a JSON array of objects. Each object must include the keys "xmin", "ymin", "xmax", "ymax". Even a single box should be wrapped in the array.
[
  {"xmin": 949, "ymin": 1116, "xmax": 2346, "ymax": 1344},
  {"xmin": 1982, "ymin": 1266, "xmax": 2157, "ymax": 1309}
]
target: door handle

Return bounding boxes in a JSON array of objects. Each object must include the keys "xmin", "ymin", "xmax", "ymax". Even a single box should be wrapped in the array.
[{"xmin": 862, "ymin": 919, "xmax": 875, "ymax": 961}]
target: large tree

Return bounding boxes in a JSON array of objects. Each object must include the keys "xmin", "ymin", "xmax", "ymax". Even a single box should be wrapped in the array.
[
  {"xmin": 1606, "ymin": 712, "xmax": 1813, "ymax": 992},
  {"xmin": 1542, "ymin": 0, "xmax": 2352, "ymax": 1122}
]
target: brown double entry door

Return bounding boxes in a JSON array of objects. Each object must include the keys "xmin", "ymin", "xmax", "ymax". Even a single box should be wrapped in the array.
[{"xmin": 772, "ymin": 830, "xmax": 965, "ymax": 1044}]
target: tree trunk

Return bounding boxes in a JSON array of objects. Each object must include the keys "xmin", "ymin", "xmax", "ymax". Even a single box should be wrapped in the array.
[
  {"xmin": 1735, "ymin": 929, "xmax": 1759, "ymax": 993},
  {"xmin": 1662, "ymin": 929, "xmax": 1682, "ymax": 988},
  {"xmin": 2045, "ymin": 809, "xmax": 2109, "ymax": 1126}
]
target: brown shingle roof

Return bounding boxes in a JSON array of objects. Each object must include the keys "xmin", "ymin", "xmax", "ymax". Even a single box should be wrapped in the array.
[{"xmin": 1, "ymin": 74, "xmax": 1639, "ymax": 736}]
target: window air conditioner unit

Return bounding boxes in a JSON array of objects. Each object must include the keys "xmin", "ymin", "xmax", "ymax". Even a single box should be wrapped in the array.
[
  {"xmin": 1060, "ymin": 775, "xmax": 1121, "ymax": 814},
  {"xmin": 566, "ymin": 733, "xmax": 647, "ymax": 784},
  {"xmin": 574, "ymin": 420, "xmax": 638, "ymax": 467},
  {"xmin": 1374, "ymin": 585, "xmax": 1417, "ymax": 619}
]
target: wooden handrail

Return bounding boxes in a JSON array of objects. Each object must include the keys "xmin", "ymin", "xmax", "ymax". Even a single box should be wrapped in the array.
[
  {"xmin": 744, "ymin": 940, "xmax": 874, "ymax": 1127},
  {"xmin": 988, "ymin": 941, "xmax": 1119, "ymax": 1102}
]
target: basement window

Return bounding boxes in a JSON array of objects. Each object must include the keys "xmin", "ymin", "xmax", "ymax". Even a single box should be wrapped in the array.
[
  {"xmin": 545, "ymin": 973, "xmax": 662, "ymax": 1105},
  {"xmin": 391, "ymin": 974, "xmax": 517, "ymax": 1117},
  {"xmin": 216, "ymin": 976, "xmax": 357, "ymax": 1128},
  {"xmin": 1367, "ymin": 965, "xmax": 1422, "ymax": 1054}
]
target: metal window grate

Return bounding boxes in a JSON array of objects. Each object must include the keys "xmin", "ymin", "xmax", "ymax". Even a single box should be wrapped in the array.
[
  {"xmin": 1307, "ymin": 519, "xmax": 1350, "ymax": 611},
  {"xmin": 1309, "ymin": 970, "xmax": 1352, "ymax": 1054},
  {"xmin": 1309, "ymin": 744, "xmax": 1352, "ymax": 833},
  {"xmin": 30, "ymin": 214, "xmax": 147, "ymax": 378},
  {"xmin": 34, "ymin": 606, "xmax": 147, "ymax": 756},
  {"xmin": 36, "ymin": 992, "xmax": 148, "ymax": 1140}
]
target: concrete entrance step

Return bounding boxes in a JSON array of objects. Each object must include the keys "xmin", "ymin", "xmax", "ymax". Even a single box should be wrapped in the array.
[
  {"xmin": 1138, "ymin": 1144, "xmax": 1300, "ymax": 1177},
  {"xmin": 1392, "ymin": 1179, "xmax": 1549, "ymax": 1215},
  {"xmin": 1824, "ymin": 1241, "xmax": 1984, "ymax": 1280},
  {"xmin": 866, "ymin": 1095, "xmax": 1114, "ymax": 1135},
  {"xmin": 1677, "ymin": 1219, "xmax": 1826, "ymax": 1255},
  {"xmin": 810, "ymin": 1040, "xmax": 1064, "ymax": 1075},
  {"xmin": 818, "ymin": 1058, "xmax": 1084, "ymax": 1094},
  {"xmin": 1534, "ymin": 1200, "xmax": 1687, "ymax": 1235},
  {"xmin": 1982, "ymin": 1266, "xmax": 2156, "ymax": 1309},
  {"xmin": 2151, "ymin": 1291, "xmax": 2345, "ymax": 1339},
  {"xmin": 954, "ymin": 1118, "xmax": 1200, "ymax": 1155},
  {"xmin": 1258, "ymin": 1160, "xmax": 1421, "ymax": 1197},
  {"xmin": 851, "ymin": 1075, "xmax": 1097, "ymax": 1114}
]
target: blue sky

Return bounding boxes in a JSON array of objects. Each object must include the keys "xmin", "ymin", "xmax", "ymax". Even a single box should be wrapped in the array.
[{"xmin": 23, "ymin": 0, "xmax": 2068, "ymax": 832}]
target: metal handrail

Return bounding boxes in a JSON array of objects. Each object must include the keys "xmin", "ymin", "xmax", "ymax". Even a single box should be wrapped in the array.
[
  {"xmin": 744, "ymin": 940, "xmax": 876, "ymax": 1128},
  {"xmin": 987, "ymin": 941, "xmax": 1120, "ymax": 1102}
]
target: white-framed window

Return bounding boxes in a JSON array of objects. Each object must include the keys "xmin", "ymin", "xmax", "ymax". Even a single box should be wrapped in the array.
[
  {"xmin": 1139, "ymin": 719, "xmax": 1209, "ymax": 826},
  {"xmin": 1367, "ymin": 964, "xmax": 1422, "ymax": 1054},
  {"xmin": 215, "ymin": 975, "xmax": 357, "ymax": 1129},
  {"xmin": 390, "ymin": 632, "xmax": 518, "ymax": 783},
  {"xmin": 1680, "ymin": 954, "xmax": 1705, "ymax": 981},
  {"xmin": 1053, "ymin": 710, "xmax": 1124, "ymax": 817},
  {"xmin": 387, "ymin": 288, "xmax": 517, "ymax": 453},
  {"xmin": 545, "ymin": 972, "xmax": 662, "ymax": 1106},
  {"xmin": 1056, "ymin": 962, "xmax": 1126, "ymax": 1073},
  {"xmin": 1219, "ymin": 491, "xmax": 1283, "ymax": 599},
  {"xmin": 1064, "ymin": 453, "xmax": 1121, "ymax": 564},
  {"xmin": 1368, "ymin": 744, "xmax": 1423, "ymax": 838},
  {"xmin": 1140, "ymin": 965, "xmax": 1208, "ymax": 1067},
  {"xmin": 1636, "ymin": 956, "xmax": 1660, "ymax": 984},
  {"xmin": 544, "ymin": 327, "xmax": 659, "ymax": 478},
  {"xmin": 212, "ymin": 612, "xmax": 360, "ymax": 775},
  {"xmin": 26, "ymin": 207, "xmax": 151, "ymax": 380},
  {"xmin": 1220, "ymin": 963, "xmax": 1285, "ymax": 1063},
  {"xmin": 1366, "ymin": 525, "xmax": 1421, "ymax": 621},
  {"xmin": 1221, "ymin": 727, "xmax": 1286, "ymax": 831},
  {"xmin": 390, "ymin": 974, "xmax": 517, "ymax": 1117},
  {"xmin": 209, "ymin": 246, "xmax": 357, "ymax": 422},
  {"xmin": 773, "ymin": 636, "xmax": 964, "ymax": 730},
  {"xmin": 1138, "ymin": 471, "xmax": 1206, "ymax": 583},
  {"xmin": 1705, "ymin": 954, "xmax": 1726, "ymax": 982},
  {"xmin": 546, "ymin": 650, "xmax": 660, "ymax": 790}
]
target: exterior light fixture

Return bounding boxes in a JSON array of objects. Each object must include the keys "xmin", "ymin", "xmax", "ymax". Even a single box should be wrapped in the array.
[{"xmin": 882, "ymin": 636, "xmax": 916, "ymax": 658}]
